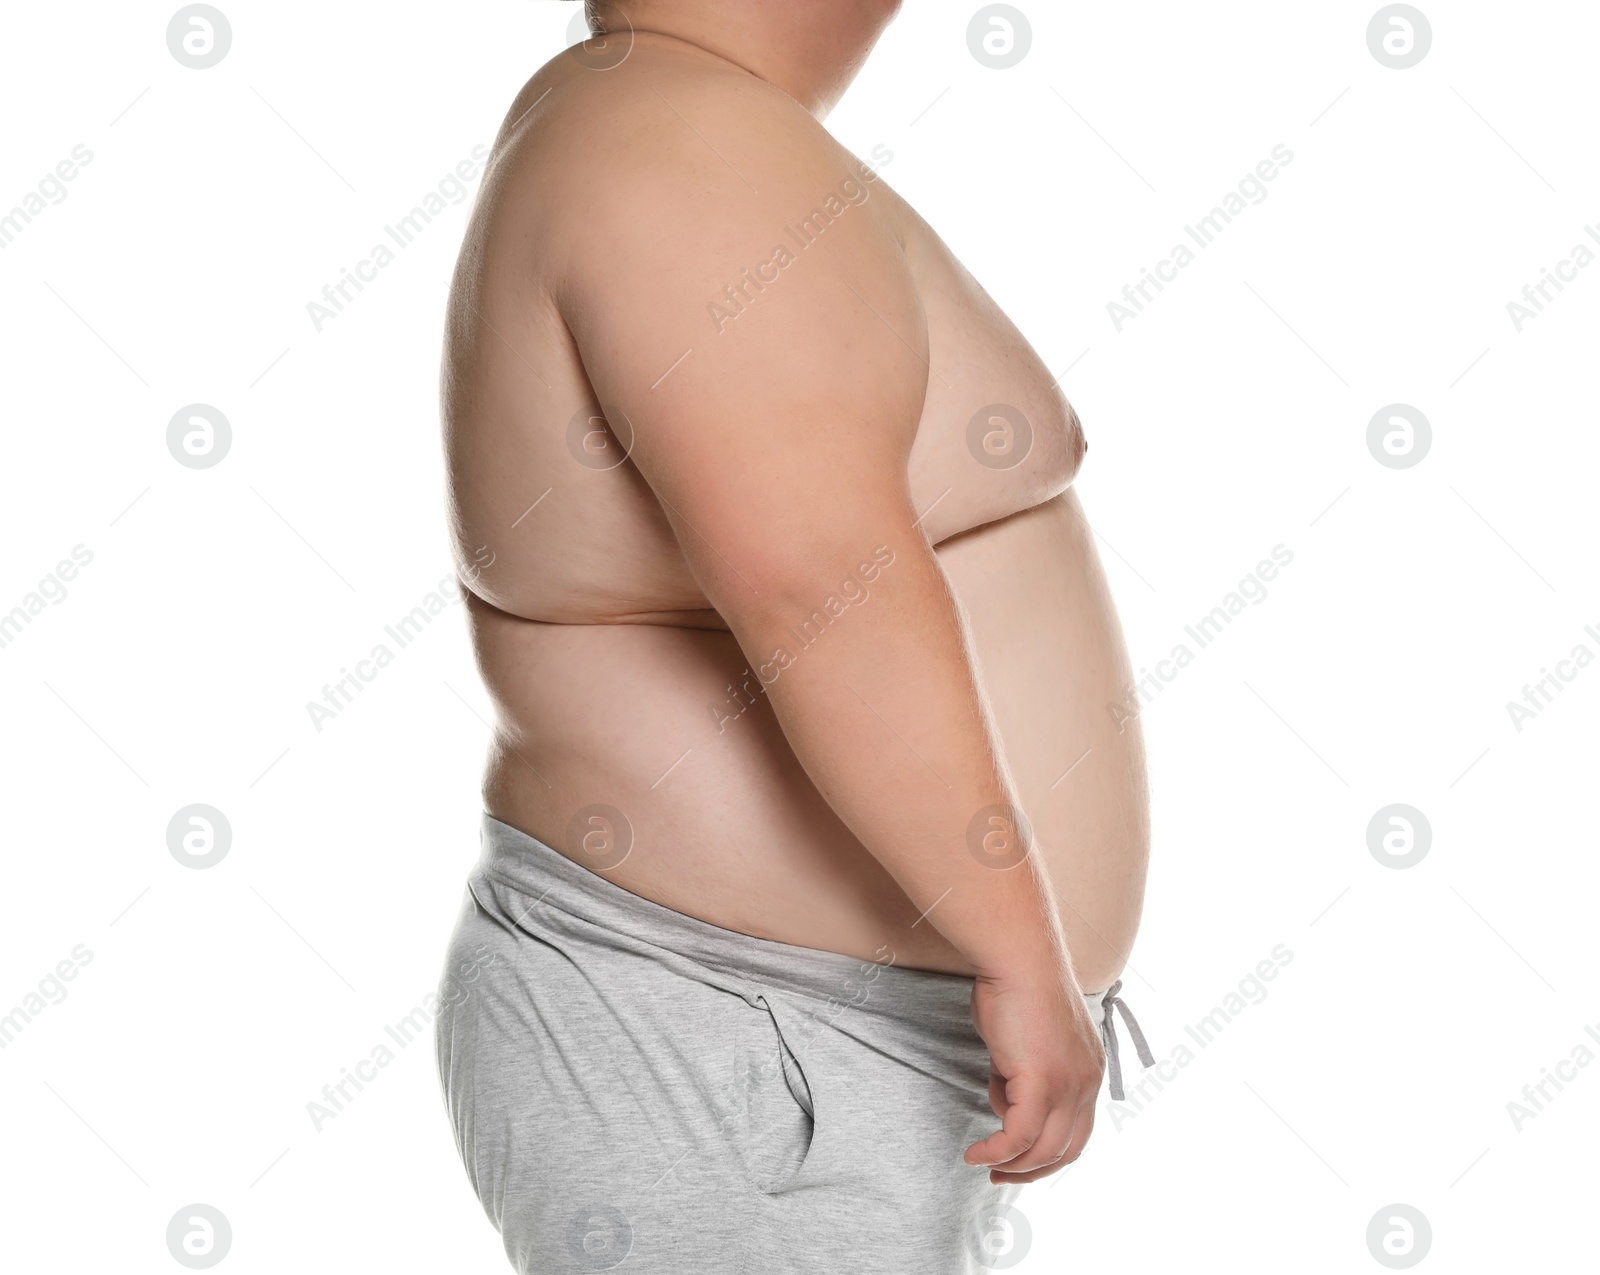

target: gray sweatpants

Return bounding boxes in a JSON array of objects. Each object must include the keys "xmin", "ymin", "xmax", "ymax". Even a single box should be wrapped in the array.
[{"xmin": 434, "ymin": 814, "xmax": 1147, "ymax": 1272}]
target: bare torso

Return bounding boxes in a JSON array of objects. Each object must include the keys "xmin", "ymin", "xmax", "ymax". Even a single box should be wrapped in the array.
[{"xmin": 442, "ymin": 39, "xmax": 1149, "ymax": 988}]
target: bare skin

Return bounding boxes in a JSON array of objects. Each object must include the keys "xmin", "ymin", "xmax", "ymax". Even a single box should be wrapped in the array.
[{"xmin": 441, "ymin": 0, "xmax": 1149, "ymax": 1184}]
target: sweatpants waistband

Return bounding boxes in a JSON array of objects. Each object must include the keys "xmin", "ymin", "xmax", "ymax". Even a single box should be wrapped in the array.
[
  {"xmin": 474, "ymin": 812, "xmax": 1153, "ymax": 1093},
  {"xmin": 475, "ymin": 813, "xmax": 987, "ymax": 1024}
]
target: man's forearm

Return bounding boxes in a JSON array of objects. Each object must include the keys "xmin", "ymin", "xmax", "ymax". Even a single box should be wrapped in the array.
[{"xmin": 721, "ymin": 525, "xmax": 1075, "ymax": 983}]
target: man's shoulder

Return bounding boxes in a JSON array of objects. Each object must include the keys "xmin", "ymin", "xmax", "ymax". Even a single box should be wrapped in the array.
[
  {"xmin": 487, "ymin": 45, "xmax": 923, "ymax": 415},
  {"xmin": 518, "ymin": 48, "xmax": 886, "ymax": 259}
]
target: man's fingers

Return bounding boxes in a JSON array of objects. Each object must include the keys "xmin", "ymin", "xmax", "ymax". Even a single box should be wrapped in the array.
[
  {"xmin": 1062, "ymin": 1093, "xmax": 1096, "ymax": 1165},
  {"xmin": 989, "ymin": 1100, "xmax": 1097, "ymax": 1183},
  {"xmin": 963, "ymin": 1094, "xmax": 1045, "ymax": 1167},
  {"xmin": 983, "ymin": 1103, "xmax": 1077, "ymax": 1175},
  {"xmin": 990, "ymin": 1159, "xmax": 1071, "ymax": 1185}
]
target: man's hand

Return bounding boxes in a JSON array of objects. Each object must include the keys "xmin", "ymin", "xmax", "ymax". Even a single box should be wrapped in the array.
[{"xmin": 965, "ymin": 968, "xmax": 1105, "ymax": 1184}]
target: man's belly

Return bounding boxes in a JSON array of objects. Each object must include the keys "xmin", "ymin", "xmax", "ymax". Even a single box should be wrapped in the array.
[{"xmin": 471, "ymin": 489, "xmax": 1149, "ymax": 990}]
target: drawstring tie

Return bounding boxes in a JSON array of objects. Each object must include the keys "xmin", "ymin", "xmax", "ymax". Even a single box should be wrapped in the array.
[{"xmin": 1098, "ymin": 979, "xmax": 1156, "ymax": 1101}]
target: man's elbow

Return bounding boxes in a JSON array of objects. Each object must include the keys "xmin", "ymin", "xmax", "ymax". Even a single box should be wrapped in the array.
[{"xmin": 709, "ymin": 533, "xmax": 907, "ymax": 634}]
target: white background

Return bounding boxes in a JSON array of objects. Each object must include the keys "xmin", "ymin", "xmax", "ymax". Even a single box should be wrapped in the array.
[{"xmin": 1, "ymin": 0, "xmax": 1595, "ymax": 1270}]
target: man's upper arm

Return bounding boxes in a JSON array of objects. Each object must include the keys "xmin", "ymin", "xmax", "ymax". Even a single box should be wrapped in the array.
[{"xmin": 555, "ymin": 99, "xmax": 929, "ymax": 616}]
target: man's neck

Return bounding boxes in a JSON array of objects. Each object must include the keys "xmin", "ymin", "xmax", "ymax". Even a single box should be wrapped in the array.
[{"xmin": 587, "ymin": 0, "xmax": 900, "ymax": 119}]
